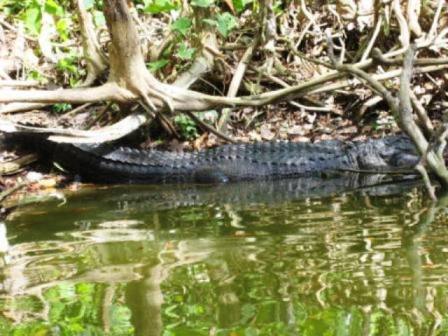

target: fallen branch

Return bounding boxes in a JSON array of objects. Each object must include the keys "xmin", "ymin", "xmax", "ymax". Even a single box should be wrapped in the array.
[
  {"xmin": 0, "ymin": 154, "xmax": 38, "ymax": 176},
  {"xmin": 0, "ymin": 113, "xmax": 149, "ymax": 144},
  {"xmin": 0, "ymin": 80, "xmax": 41, "ymax": 88},
  {"xmin": 0, "ymin": 103, "xmax": 48, "ymax": 114},
  {"xmin": 0, "ymin": 180, "xmax": 30, "ymax": 204}
]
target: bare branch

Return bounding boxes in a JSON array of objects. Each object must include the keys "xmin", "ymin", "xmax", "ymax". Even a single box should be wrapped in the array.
[
  {"xmin": 0, "ymin": 103, "xmax": 48, "ymax": 114},
  {"xmin": 407, "ymin": 0, "xmax": 423, "ymax": 37},
  {"xmin": 410, "ymin": 91, "xmax": 434, "ymax": 136},
  {"xmin": 0, "ymin": 83, "xmax": 130, "ymax": 104},
  {"xmin": 0, "ymin": 113, "xmax": 149, "ymax": 143},
  {"xmin": 392, "ymin": 0, "xmax": 410, "ymax": 50},
  {"xmin": 400, "ymin": 46, "xmax": 448, "ymax": 188},
  {"xmin": 218, "ymin": 42, "xmax": 256, "ymax": 132}
]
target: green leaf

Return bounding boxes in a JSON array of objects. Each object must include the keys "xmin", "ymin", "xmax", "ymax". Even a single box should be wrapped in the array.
[
  {"xmin": 56, "ymin": 18, "xmax": 69, "ymax": 41},
  {"xmin": 232, "ymin": 0, "xmax": 253, "ymax": 13},
  {"xmin": 171, "ymin": 17, "xmax": 192, "ymax": 36},
  {"xmin": 191, "ymin": 0, "xmax": 214, "ymax": 8},
  {"xmin": 144, "ymin": 0, "xmax": 178, "ymax": 14},
  {"xmin": 83, "ymin": 0, "xmax": 94, "ymax": 10},
  {"xmin": 174, "ymin": 115, "xmax": 198, "ymax": 139},
  {"xmin": 52, "ymin": 103, "xmax": 72, "ymax": 113},
  {"xmin": 44, "ymin": 0, "xmax": 64, "ymax": 16},
  {"xmin": 23, "ymin": 6, "xmax": 42, "ymax": 35},
  {"xmin": 176, "ymin": 43, "xmax": 195, "ymax": 60},
  {"xmin": 216, "ymin": 12, "xmax": 237, "ymax": 37},
  {"xmin": 93, "ymin": 10, "xmax": 105, "ymax": 26},
  {"xmin": 147, "ymin": 59, "xmax": 169, "ymax": 72},
  {"xmin": 57, "ymin": 56, "xmax": 78, "ymax": 74},
  {"xmin": 27, "ymin": 70, "xmax": 47, "ymax": 84}
]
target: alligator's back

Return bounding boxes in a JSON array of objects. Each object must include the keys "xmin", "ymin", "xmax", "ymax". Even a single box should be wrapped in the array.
[{"xmin": 49, "ymin": 135, "xmax": 419, "ymax": 184}]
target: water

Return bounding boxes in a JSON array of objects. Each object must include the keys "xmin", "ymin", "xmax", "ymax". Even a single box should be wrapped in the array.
[{"xmin": 1, "ymin": 178, "xmax": 448, "ymax": 335}]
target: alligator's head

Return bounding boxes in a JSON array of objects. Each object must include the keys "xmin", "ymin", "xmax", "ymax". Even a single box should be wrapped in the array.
[
  {"xmin": 357, "ymin": 135, "xmax": 420, "ymax": 170},
  {"xmin": 382, "ymin": 136, "xmax": 420, "ymax": 168}
]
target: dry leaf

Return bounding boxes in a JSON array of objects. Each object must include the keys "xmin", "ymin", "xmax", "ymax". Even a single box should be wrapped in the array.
[{"xmin": 260, "ymin": 124, "xmax": 275, "ymax": 140}]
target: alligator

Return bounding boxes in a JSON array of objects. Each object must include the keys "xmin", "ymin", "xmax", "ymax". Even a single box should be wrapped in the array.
[{"xmin": 7, "ymin": 133, "xmax": 421, "ymax": 184}]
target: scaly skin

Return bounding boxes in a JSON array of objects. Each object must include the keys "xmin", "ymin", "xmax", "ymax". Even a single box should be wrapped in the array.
[{"xmin": 47, "ymin": 135, "xmax": 420, "ymax": 184}]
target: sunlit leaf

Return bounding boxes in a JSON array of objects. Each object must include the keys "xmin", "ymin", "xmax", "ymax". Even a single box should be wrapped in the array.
[
  {"xmin": 171, "ymin": 17, "xmax": 192, "ymax": 36},
  {"xmin": 44, "ymin": 0, "xmax": 64, "ymax": 16},
  {"xmin": 56, "ymin": 18, "xmax": 69, "ymax": 40},
  {"xmin": 93, "ymin": 10, "xmax": 105, "ymax": 26},
  {"xmin": 191, "ymin": 0, "xmax": 214, "ymax": 8},
  {"xmin": 83, "ymin": 0, "xmax": 95, "ymax": 10},
  {"xmin": 233, "ymin": 0, "xmax": 253, "ymax": 13},
  {"xmin": 174, "ymin": 114, "xmax": 198, "ymax": 139},
  {"xmin": 52, "ymin": 103, "xmax": 72, "ymax": 113},
  {"xmin": 216, "ymin": 12, "xmax": 237, "ymax": 37},
  {"xmin": 23, "ymin": 6, "xmax": 42, "ymax": 35},
  {"xmin": 147, "ymin": 59, "xmax": 169, "ymax": 72},
  {"xmin": 176, "ymin": 43, "xmax": 195, "ymax": 60},
  {"xmin": 144, "ymin": 0, "xmax": 178, "ymax": 13}
]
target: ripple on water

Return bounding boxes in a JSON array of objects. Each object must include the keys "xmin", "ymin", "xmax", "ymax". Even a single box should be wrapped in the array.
[{"xmin": 2, "ymin": 183, "xmax": 448, "ymax": 334}]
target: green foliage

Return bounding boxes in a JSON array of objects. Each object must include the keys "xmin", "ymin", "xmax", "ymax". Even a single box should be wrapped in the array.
[
  {"xmin": 93, "ymin": 10, "xmax": 106, "ymax": 26},
  {"xmin": 204, "ymin": 13, "xmax": 238, "ymax": 37},
  {"xmin": 191, "ymin": 0, "xmax": 214, "ymax": 8},
  {"xmin": 44, "ymin": 0, "xmax": 64, "ymax": 16},
  {"xmin": 171, "ymin": 17, "xmax": 192, "ymax": 36},
  {"xmin": 232, "ymin": 0, "xmax": 253, "ymax": 13},
  {"xmin": 83, "ymin": 0, "xmax": 95, "ymax": 10},
  {"xmin": 26, "ymin": 69, "xmax": 48, "ymax": 83},
  {"xmin": 176, "ymin": 43, "xmax": 195, "ymax": 60},
  {"xmin": 174, "ymin": 114, "xmax": 199, "ymax": 139},
  {"xmin": 215, "ymin": 12, "xmax": 238, "ymax": 37},
  {"xmin": 52, "ymin": 103, "xmax": 72, "ymax": 113},
  {"xmin": 56, "ymin": 17, "xmax": 70, "ymax": 41},
  {"xmin": 143, "ymin": 0, "xmax": 179, "ymax": 14},
  {"xmin": 57, "ymin": 56, "xmax": 78, "ymax": 75},
  {"xmin": 23, "ymin": 2, "xmax": 42, "ymax": 35},
  {"xmin": 147, "ymin": 59, "xmax": 169, "ymax": 72},
  {"xmin": 56, "ymin": 54, "xmax": 84, "ymax": 86},
  {"xmin": 4, "ymin": 0, "xmax": 73, "ymax": 42}
]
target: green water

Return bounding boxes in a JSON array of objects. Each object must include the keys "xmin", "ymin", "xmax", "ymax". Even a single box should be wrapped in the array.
[{"xmin": 1, "ymin": 180, "xmax": 448, "ymax": 335}]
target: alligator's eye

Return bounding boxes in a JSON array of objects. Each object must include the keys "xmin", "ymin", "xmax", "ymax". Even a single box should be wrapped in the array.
[{"xmin": 379, "ymin": 148, "xmax": 396, "ymax": 161}]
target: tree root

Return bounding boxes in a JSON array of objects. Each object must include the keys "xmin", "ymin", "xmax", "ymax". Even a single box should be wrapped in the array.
[
  {"xmin": 0, "ymin": 154, "xmax": 38, "ymax": 175},
  {"xmin": 0, "ymin": 180, "xmax": 30, "ymax": 204},
  {"xmin": 0, "ymin": 113, "xmax": 149, "ymax": 144}
]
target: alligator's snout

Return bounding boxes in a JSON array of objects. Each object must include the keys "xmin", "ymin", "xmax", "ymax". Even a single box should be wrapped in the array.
[{"xmin": 388, "ymin": 152, "xmax": 420, "ymax": 168}]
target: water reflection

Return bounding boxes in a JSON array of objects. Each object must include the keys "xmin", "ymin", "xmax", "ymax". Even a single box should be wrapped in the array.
[{"xmin": 1, "ymin": 178, "xmax": 448, "ymax": 334}]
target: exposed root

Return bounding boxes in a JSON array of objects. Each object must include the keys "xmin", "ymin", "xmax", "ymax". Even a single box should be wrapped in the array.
[
  {"xmin": 0, "ymin": 103, "xmax": 48, "ymax": 114},
  {"xmin": 0, "ymin": 154, "xmax": 38, "ymax": 175},
  {"xmin": 0, "ymin": 180, "xmax": 30, "ymax": 204},
  {"xmin": 0, "ymin": 113, "xmax": 149, "ymax": 144}
]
